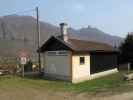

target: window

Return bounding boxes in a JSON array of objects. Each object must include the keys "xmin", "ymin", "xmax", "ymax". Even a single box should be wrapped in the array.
[
  {"xmin": 80, "ymin": 57, "xmax": 85, "ymax": 65},
  {"xmin": 47, "ymin": 51, "xmax": 68, "ymax": 56},
  {"xmin": 47, "ymin": 51, "xmax": 56, "ymax": 56},
  {"xmin": 57, "ymin": 51, "xmax": 68, "ymax": 56}
]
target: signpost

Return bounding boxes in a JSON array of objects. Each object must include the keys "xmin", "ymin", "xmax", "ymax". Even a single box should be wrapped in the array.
[
  {"xmin": 20, "ymin": 57, "xmax": 27, "ymax": 77},
  {"xmin": 128, "ymin": 62, "xmax": 130, "ymax": 74},
  {"xmin": 18, "ymin": 49, "xmax": 29, "ymax": 77},
  {"xmin": 20, "ymin": 57, "xmax": 27, "ymax": 65}
]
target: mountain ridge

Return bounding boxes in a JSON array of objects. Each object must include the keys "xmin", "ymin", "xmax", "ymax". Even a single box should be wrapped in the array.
[{"xmin": 0, "ymin": 15, "xmax": 123, "ymax": 58}]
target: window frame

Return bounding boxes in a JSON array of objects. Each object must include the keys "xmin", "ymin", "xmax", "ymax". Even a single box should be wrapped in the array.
[
  {"xmin": 47, "ymin": 51, "xmax": 68, "ymax": 56},
  {"xmin": 79, "ymin": 56, "xmax": 85, "ymax": 65}
]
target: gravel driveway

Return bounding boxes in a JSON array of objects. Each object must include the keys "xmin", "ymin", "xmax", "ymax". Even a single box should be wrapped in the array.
[{"xmin": 0, "ymin": 88, "xmax": 133, "ymax": 100}]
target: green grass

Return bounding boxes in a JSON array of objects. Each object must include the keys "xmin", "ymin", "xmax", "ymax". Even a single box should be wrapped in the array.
[{"xmin": 0, "ymin": 71, "xmax": 133, "ymax": 93}]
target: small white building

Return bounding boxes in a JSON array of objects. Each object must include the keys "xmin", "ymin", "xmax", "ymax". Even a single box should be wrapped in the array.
[{"xmin": 39, "ymin": 23, "xmax": 118, "ymax": 83}]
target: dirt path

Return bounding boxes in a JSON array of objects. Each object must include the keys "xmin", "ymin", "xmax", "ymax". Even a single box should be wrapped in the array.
[
  {"xmin": 88, "ymin": 92, "xmax": 133, "ymax": 100},
  {"xmin": 0, "ymin": 87, "xmax": 133, "ymax": 100}
]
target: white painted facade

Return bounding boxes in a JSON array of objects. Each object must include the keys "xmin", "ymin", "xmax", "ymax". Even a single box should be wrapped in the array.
[
  {"xmin": 43, "ymin": 51, "xmax": 118, "ymax": 83},
  {"xmin": 71, "ymin": 54, "xmax": 118, "ymax": 83},
  {"xmin": 72, "ymin": 54, "xmax": 91, "ymax": 82},
  {"xmin": 43, "ymin": 51, "xmax": 71, "ymax": 80}
]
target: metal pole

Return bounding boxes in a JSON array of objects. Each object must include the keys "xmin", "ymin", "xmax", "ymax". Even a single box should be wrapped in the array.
[
  {"xmin": 22, "ymin": 64, "xmax": 24, "ymax": 77},
  {"xmin": 128, "ymin": 62, "xmax": 130, "ymax": 74},
  {"xmin": 36, "ymin": 7, "xmax": 41, "ymax": 72}
]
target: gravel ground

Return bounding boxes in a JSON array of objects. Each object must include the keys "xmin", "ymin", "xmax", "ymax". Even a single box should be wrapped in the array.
[{"xmin": 0, "ymin": 88, "xmax": 133, "ymax": 100}]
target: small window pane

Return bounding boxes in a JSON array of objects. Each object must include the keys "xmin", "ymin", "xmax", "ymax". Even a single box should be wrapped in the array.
[
  {"xmin": 57, "ymin": 51, "xmax": 68, "ymax": 56},
  {"xmin": 47, "ymin": 51, "xmax": 68, "ymax": 56},
  {"xmin": 47, "ymin": 51, "xmax": 56, "ymax": 56},
  {"xmin": 80, "ymin": 57, "xmax": 85, "ymax": 65}
]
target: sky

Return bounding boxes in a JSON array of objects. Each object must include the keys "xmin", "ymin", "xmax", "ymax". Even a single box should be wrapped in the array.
[{"xmin": 0, "ymin": 0, "xmax": 133, "ymax": 37}]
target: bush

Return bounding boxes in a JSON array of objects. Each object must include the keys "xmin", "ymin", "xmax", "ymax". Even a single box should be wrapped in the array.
[
  {"xmin": 119, "ymin": 34, "xmax": 133, "ymax": 69},
  {"xmin": 24, "ymin": 60, "xmax": 33, "ymax": 72}
]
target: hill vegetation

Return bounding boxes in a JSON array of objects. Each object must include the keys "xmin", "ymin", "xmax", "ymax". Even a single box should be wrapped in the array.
[{"xmin": 0, "ymin": 15, "xmax": 123, "ymax": 59}]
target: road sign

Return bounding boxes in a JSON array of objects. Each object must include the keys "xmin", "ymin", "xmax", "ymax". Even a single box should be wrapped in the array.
[
  {"xmin": 18, "ymin": 49, "xmax": 29, "ymax": 77},
  {"xmin": 20, "ymin": 57, "xmax": 27, "ymax": 77},
  {"xmin": 18, "ymin": 49, "xmax": 29, "ymax": 58},
  {"xmin": 20, "ymin": 57, "xmax": 27, "ymax": 65}
]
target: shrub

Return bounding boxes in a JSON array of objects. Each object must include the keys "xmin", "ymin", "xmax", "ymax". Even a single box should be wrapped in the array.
[{"xmin": 24, "ymin": 60, "xmax": 33, "ymax": 72}]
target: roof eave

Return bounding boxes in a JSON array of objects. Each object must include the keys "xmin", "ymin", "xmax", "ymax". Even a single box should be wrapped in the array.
[{"xmin": 38, "ymin": 36, "xmax": 74, "ymax": 53}]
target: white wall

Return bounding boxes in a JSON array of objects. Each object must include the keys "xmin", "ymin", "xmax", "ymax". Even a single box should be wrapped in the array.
[
  {"xmin": 71, "ymin": 54, "xmax": 118, "ymax": 83},
  {"xmin": 43, "ymin": 51, "xmax": 118, "ymax": 83},
  {"xmin": 44, "ymin": 51, "xmax": 71, "ymax": 79},
  {"xmin": 72, "ymin": 54, "xmax": 90, "ymax": 83}
]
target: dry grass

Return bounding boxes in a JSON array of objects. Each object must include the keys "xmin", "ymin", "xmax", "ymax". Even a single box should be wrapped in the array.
[{"xmin": 0, "ymin": 71, "xmax": 133, "ymax": 100}]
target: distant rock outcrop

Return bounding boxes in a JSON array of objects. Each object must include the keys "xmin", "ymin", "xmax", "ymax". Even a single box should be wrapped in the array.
[{"xmin": 0, "ymin": 15, "xmax": 123, "ymax": 58}]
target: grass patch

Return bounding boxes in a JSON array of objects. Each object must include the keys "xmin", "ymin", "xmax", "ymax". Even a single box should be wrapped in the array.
[
  {"xmin": 67, "ymin": 72, "xmax": 125, "ymax": 93},
  {"xmin": 0, "ymin": 71, "xmax": 133, "ymax": 93}
]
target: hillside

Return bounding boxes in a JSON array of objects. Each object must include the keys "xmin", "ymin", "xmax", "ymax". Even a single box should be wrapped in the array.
[{"xmin": 0, "ymin": 15, "xmax": 123, "ymax": 58}]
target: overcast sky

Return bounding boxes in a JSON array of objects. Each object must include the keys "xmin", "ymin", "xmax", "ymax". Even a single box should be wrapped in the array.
[{"xmin": 1, "ymin": 0, "xmax": 133, "ymax": 37}]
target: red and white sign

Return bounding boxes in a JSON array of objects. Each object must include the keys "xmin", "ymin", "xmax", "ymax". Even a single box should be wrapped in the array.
[
  {"xmin": 18, "ymin": 49, "xmax": 29, "ymax": 58},
  {"xmin": 18, "ymin": 49, "xmax": 30, "ymax": 64},
  {"xmin": 20, "ymin": 57, "xmax": 27, "ymax": 65}
]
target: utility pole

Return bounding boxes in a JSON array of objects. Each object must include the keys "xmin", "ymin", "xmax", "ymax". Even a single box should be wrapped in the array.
[
  {"xmin": 36, "ymin": 7, "xmax": 41, "ymax": 73},
  {"xmin": 128, "ymin": 62, "xmax": 130, "ymax": 74},
  {"xmin": 1, "ymin": 21, "xmax": 6, "ymax": 39}
]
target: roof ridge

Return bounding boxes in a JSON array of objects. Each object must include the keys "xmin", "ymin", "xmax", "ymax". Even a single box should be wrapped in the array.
[{"xmin": 68, "ymin": 38, "xmax": 113, "ymax": 47}]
